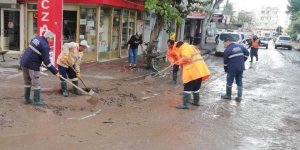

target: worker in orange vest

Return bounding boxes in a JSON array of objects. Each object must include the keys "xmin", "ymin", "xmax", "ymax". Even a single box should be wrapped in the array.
[
  {"xmin": 174, "ymin": 41, "xmax": 210, "ymax": 109},
  {"xmin": 248, "ymin": 35, "xmax": 261, "ymax": 62},
  {"xmin": 166, "ymin": 39, "xmax": 179, "ymax": 84}
]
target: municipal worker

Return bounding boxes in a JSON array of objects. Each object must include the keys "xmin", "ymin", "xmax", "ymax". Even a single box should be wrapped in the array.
[
  {"xmin": 248, "ymin": 35, "xmax": 260, "ymax": 62},
  {"xmin": 127, "ymin": 32, "xmax": 143, "ymax": 68},
  {"xmin": 221, "ymin": 36, "xmax": 249, "ymax": 102},
  {"xmin": 166, "ymin": 39, "xmax": 179, "ymax": 84},
  {"xmin": 57, "ymin": 40, "xmax": 89, "ymax": 96},
  {"xmin": 175, "ymin": 41, "xmax": 210, "ymax": 109},
  {"xmin": 20, "ymin": 30, "xmax": 60, "ymax": 106}
]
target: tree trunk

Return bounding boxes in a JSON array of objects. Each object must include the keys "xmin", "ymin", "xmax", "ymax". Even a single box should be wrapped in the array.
[
  {"xmin": 145, "ymin": 14, "xmax": 164, "ymax": 68},
  {"xmin": 200, "ymin": 0, "xmax": 224, "ymax": 48}
]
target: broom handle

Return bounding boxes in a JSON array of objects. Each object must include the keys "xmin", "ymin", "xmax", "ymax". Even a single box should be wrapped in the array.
[
  {"xmin": 69, "ymin": 65, "xmax": 89, "ymax": 89},
  {"xmin": 153, "ymin": 51, "xmax": 202, "ymax": 77}
]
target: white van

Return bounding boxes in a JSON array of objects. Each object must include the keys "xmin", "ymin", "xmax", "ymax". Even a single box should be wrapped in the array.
[{"xmin": 215, "ymin": 32, "xmax": 245, "ymax": 56}]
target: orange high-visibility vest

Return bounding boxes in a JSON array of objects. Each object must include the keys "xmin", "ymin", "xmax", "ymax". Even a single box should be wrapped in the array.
[
  {"xmin": 251, "ymin": 39, "xmax": 259, "ymax": 48},
  {"xmin": 166, "ymin": 42, "xmax": 180, "ymax": 65},
  {"xmin": 177, "ymin": 43, "xmax": 210, "ymax": 84}
]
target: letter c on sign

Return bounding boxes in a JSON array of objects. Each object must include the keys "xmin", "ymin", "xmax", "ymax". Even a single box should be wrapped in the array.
[{"xmin": 41, "ymin": 0, "xmax": 50, "ymax": 9}]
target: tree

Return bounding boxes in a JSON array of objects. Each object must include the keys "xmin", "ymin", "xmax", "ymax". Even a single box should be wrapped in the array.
[
  {"xmin": 276, "ymin": 25, "xmax": 283, "ymax": 33},
  {"xmin": 144, "ymin": 0, "xmax": 211, "ymax": 67},
  {"xmin": 222, "ymin": 0, "xmax": 236, "ymax": 24},
  {"xmin": 287, "ymin": 0, "xmax": 300, "ymax": 20},
  {"xmin": 236, "ymin": 11, "xmax": 253, "ymax": 25},
  {"xmin": 200, "ymin": 0, "xmax": 224, "ymax": 48}
]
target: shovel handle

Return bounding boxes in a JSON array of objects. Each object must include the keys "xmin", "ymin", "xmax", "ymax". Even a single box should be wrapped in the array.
[{"xmin": 59, "ymin": 75, "xmax": 91, "ymax": 96}]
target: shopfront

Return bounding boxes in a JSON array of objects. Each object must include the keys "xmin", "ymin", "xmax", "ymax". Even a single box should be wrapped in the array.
[{"xmin": 23, "ymin": 0, "xmax": 144, "ymax": 63}]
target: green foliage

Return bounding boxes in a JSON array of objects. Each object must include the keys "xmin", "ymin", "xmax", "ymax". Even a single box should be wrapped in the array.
[
  {"xmin": 236, "ymin": 11, "xmax": 253, "ymax": 25},
  {"xmin": 290, "ymin": 32, "xmax": 298, "ymax": 41},
  {"xmin": 145, "ymin": 0, "xmax": 184, "ymax": 25}
]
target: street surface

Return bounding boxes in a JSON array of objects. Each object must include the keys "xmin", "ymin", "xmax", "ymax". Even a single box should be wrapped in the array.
[{"xmin": 0, "ymin": 42, "xmax": 300, "ymax": 150}]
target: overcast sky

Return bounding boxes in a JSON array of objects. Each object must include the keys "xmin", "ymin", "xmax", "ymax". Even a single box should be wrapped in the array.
[{"xmin": 226, "ymin": 0, "xmax": 289, "ymax": 27}]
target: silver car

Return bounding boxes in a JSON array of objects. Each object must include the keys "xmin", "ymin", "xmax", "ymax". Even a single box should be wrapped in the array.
[{"xmin": 275, "ymin": 36, "xmax": 292, "ymax": 50}]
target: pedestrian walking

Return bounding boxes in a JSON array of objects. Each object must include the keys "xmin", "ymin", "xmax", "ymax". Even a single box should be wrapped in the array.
[
  {"xmin": 57, "ymin": 40, "xmax": 89, "ymax": 96},
  {"xmin": 221, "ymin": 36, "xmax": 249, "ymax": 102},
  {"xmin": 248, "ymin": 35, "xmax": 260, "ymax": 62},
  {"xmin": 127, "ymin": 32, "xmax": 143, "ymax": 68},
  {"xmin": 166, "ymin": 39, "xmax": 179, "ymax": 84},
  {"xmin": 175, "ymin": 42, "xmax": 210, "ymax": 109},
  {"xmin": 20, "ymin": 30, "xmax": 60, "ymax": 106}
]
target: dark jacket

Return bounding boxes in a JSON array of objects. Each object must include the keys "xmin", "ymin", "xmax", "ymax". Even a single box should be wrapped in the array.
[
  {"xmin": 20, "ymin": 36, "xmax": 58, "ymax": 75},
  {"xmin": 127, "ymin": 35, "xmax": 143, "ymax": 49},
  {"xmin": 224, "ymin": 43, "xmax": 249, "ymax": 73}
]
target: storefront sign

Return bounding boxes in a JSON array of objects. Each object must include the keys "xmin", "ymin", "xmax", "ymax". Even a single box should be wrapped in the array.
[
  {"xmin": 37, "ymin": 0, "xmax": 62, "ymax": 66},
  {"xmin": 187, "ymin": 12, "xmax": 206, "ymax": 19}
]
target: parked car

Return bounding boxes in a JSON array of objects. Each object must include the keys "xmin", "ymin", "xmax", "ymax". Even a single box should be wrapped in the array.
[
  {"xmin": 259, "ymin": 37, "xmax": 269, "ymax": 49},
  {"xmin": 215, "ymin": 32, "xmax": 244, "ymax": 56},
  {"xmin": 275, "ymin": 36, "xmax": 292, "ymax": 50}
]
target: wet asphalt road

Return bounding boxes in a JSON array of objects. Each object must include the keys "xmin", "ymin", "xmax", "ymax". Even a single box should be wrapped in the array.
[
  {"xmin": 0, "ymin": 42, "xmax": 300, "ymax": 150},
  {"xmin": 198, "ymin": 43, "xmax": 300, "ymax": 150}
]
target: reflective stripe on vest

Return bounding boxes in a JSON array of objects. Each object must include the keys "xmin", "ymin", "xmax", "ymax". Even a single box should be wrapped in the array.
[{"xmin": 29, "ymin": 45, "xmax": 42, "ymax": 55}]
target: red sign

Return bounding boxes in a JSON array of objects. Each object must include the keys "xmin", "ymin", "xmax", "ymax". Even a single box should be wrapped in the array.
[{"xmin": 37, "ymin": 0, "xmax": 62, "ymax": 67}]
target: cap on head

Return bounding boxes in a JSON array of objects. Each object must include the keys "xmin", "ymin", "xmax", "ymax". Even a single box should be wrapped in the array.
[
  {"xmin": 43, "ymin": 30, "xmax": 55, "ymax": 39},
  {"xmin": 136, "ymin": 32, "xmax": 142, "ymax": 36},
  {"xmin": 80, "ymin": 40, "xmax": 90, "ymax": 49},
  {"xmin": 253, "ymin": 35, "xmax": 258, "ymax": 39},
  {"xmin": 223, "ymin": 35, "xmax": 235, "ymax": 42}
]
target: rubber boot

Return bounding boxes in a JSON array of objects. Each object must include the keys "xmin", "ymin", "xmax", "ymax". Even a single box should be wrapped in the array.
[
  {"xmin": 221, "ymin": 85, "xmax": 232, "ymax": 100},
  {"xmin": 235, "ymin": 86, "xmax": 243, "ymax": 102},
  {"xmin": 176, "ymin": 93, "xmax": 190, "ymax": 109},
  {"xmin": 72, "ymin": 81, "xmax": 80, "ymax": 95},
  {"xmin": 170, "ymin": 72, "xmax": 177, "ymax": 85},
  {"xmin": 60, "ymin": 81, "xmax": 69, "ymax": 97},
  {"xmin": 190, "ymin": 91, "xmax": 200, "ymax": 106},
  {"xmin": 33, "ymin": 89, "xmax": 44, "ymax": 106},
  {"xmin": 24, "ymin": 87, "xmax": 32, "ymax": 104}
]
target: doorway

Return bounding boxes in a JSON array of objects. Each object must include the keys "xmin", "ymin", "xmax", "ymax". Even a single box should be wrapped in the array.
[
  {"xmin": 1, "ymin": 9, "xmax": 20, "ymax": 51},
  {"xmin": 63, "ymin": 11, "xmax": 77, "ymax": 43}
]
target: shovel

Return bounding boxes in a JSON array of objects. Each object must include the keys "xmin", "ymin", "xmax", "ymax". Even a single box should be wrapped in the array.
[
  {"xmin": 59, "ymin": 75, "xmax": 95, "ymax": 96},
  {"xmin": 69, "ymin": 65, "xmax": 94, "ymax": 93}
]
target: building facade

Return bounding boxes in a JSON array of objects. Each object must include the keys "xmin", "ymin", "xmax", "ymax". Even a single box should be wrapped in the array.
[
  {"xmin": 255, "ymin": 7, "xmax": 279, "ymax": 37},
  {"xmin": 0, "ymin": 0, "xmax": 144, "ymax": 62}
]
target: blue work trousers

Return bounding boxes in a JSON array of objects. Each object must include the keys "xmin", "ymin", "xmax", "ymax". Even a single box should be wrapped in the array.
[
  {"xmin": 226, "ymin": 71, "xmax": 243, "ymax": 87},
  {"xmin": 128, "ymin": 48, "xmax": 138, "ymax": 64}
]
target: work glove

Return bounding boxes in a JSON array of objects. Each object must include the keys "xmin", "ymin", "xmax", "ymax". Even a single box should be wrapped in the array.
[
  {"xmin": 60, "ymin": 55, "xmax": 69, "ymax": 63},
  {"xmin": 76, "ymin": 72, "xmax": 81, "ymax": 79},
  {"xmin": 55, "ymin": 72, "xmax": 61, "ymax": 77},
  {"xmin": 224, "ymin": 66, "xmax": 228, "ymax": 73}
]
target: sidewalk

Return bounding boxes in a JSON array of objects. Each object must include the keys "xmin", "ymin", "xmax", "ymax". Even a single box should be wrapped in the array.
[
  {"xmin": 0, "ymin": 43, "xmax": 217, "ymax": 69},
  {"xmin": 292, "ymin": 42, "xmax": 300, "ymax": 51},
  {"xmin": 0, "ymin": 51, "xmax": 21, "ymax": 69}
]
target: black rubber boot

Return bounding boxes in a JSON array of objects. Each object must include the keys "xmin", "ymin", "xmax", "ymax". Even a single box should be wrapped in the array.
[
  {"xmin": 24, "ymin": 87, "xmax": 32, "ymax": 104},
  {"xmin": 235, "ymin": 86, "xmax": 243, "ymax": 102},
  {"xmin": 61, "ymin": 81, "xmax": 69, "ymax": 97},
  {"xmin": 191, "ymin": 91, "xmax": 200, "ymax": 106},
  {"xmin": 176, "ymin": 93, "xmax": 190, "ymax": 109},
  {"xmin": 72, "ymin": 81, "xmax": 80, "ymax": 95},
  {"xmin": 33, "ymin": 89, "xmax": 44, "ymax": 106},
  {"xmin": 221, "ymin": 85, "xmax": 232, "ymax": 100}
]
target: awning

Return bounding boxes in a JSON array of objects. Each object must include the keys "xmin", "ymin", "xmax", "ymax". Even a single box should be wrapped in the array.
[{"xmin": 186, "ymin": 11, "xmax": 206, "ymax": 19}]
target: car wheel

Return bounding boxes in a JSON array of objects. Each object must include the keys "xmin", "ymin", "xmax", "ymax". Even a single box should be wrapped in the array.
[
  {"xmin": 275, "ymin": 46, "xmax": 278, "ymax": 49},
  {"xmin": 288, "ymin": 46, "xmax": 292, "ymax": 50},
  {"xmin": 266, "ymin": 45, "xmax": 268, "ymax": 49}
]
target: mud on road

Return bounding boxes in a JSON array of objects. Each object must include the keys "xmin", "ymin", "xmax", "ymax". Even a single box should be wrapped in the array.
[{"xmin": 1, "ymin": 48, "xmax": 300, "ymax": 150}]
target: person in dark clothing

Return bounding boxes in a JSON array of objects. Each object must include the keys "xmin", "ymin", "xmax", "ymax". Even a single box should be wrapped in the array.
[
  {"xmin": 247, "ymin": 35, "xmax": 261, "ymax": 62},
  {"xmin": 127, "ymin": 32, "xmax": 143, "ymax": 68},
  {"xmin": 20, "ymin": 31, "xmax": 60, "ymax": 106},
  {"xmin": 221, "ymin": 35, "xmax": 249, "ymax": 102}
]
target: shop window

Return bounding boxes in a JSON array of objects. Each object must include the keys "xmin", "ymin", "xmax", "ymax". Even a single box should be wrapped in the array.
[
  {"xmin": 80, "ymin": 8, "xmax": 97, "ymax": 61},
  {"xmin": 111, "ymin": 9, "xmax": 121, "ymax": 58},
  {"xmin": 63, "ymin": 11, "xmax": 77, "ymax": 43},
  {"xmin": 99, "ymin": 7, "xmax": 112, "ymax": 60}
]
